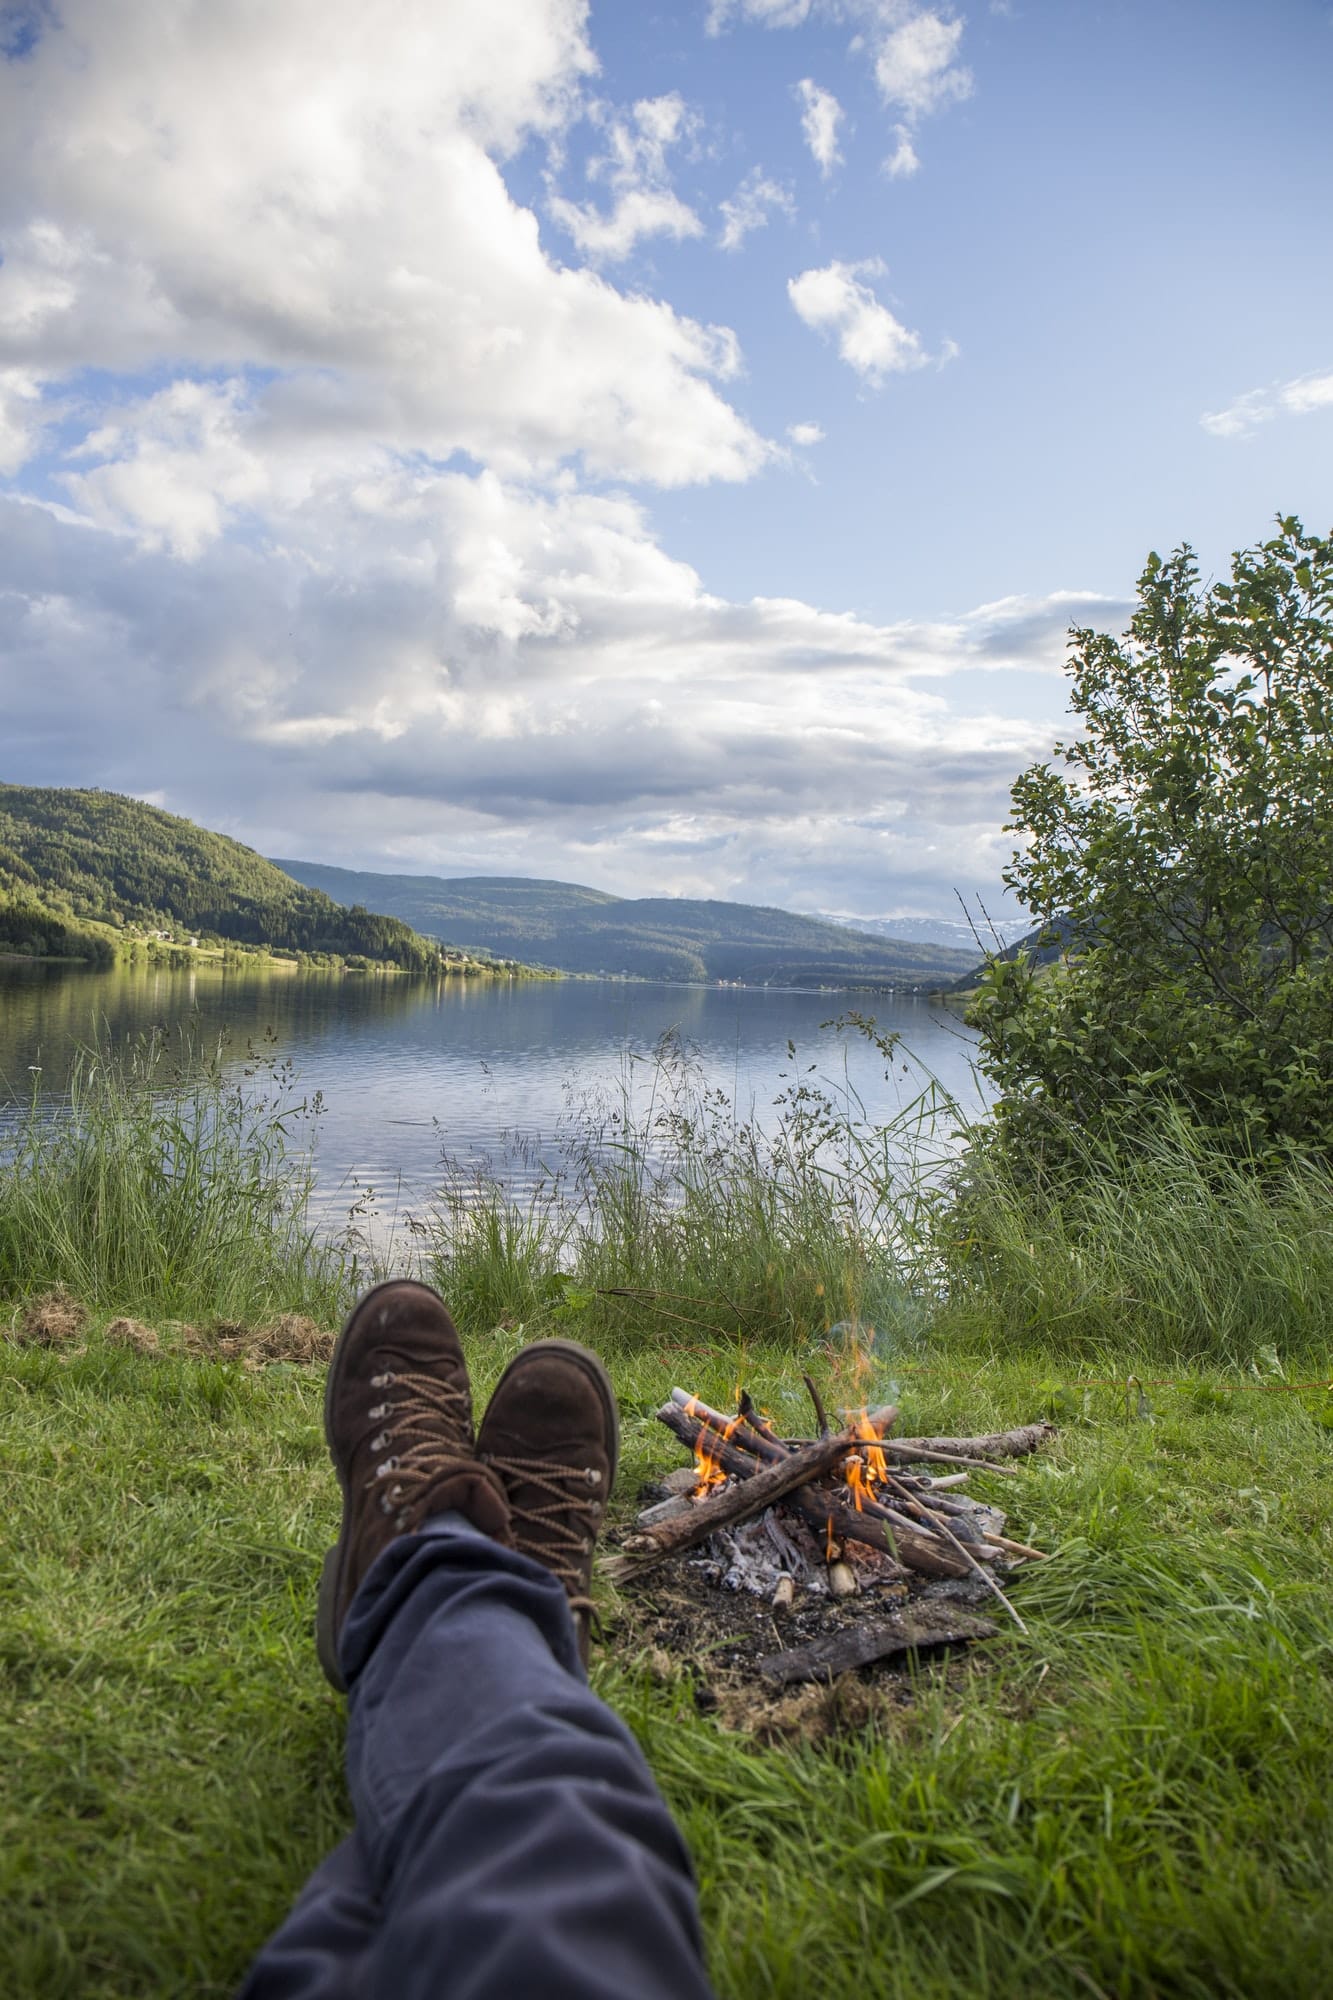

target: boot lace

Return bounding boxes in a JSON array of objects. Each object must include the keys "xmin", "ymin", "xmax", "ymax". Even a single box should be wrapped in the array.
[
  {"xmin": 481, "ymin": 1453, "xmax": 603, "ymax": 1617},
  {"xmin": 366, "ymin": 1369, "xmax": 474, "ymax": 1528}
]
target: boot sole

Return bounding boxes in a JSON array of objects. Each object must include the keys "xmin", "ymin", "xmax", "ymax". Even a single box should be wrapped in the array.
[{"xmin": 315, "ymin": 1278, "xmax": 454, "ymax": 1693}]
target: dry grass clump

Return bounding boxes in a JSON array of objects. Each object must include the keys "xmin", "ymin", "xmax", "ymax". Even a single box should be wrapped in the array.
[
  {"xmin": 105, "ymin": 1316, "xmax": 160, "ymax": 1354},
  {"xmin": 8, "ymin": 1287, "xmax": 88, "ymax": 1348},
  {"xmin": 187, "ymin": 1313, "xmax": 334, "ymax": 1367},
  {"xmin": 5, "ymin": 1298, "xmax": 333, "ymax": 1365},
  {"xmin": 257, "ymin": 1311, "xmax": 334, "ymax": 1364}
]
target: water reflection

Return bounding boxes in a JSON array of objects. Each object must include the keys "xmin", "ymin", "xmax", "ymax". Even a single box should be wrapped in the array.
[{"xmin": 0, "ymin": 961, "xmax": 991, "ymax": 1225}]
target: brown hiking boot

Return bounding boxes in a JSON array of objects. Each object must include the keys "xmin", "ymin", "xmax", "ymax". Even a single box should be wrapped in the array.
[
  {"xmin": 316, "ymin": 1279, "xmax": 511, "ymax": 1690},
  {"xmin": 475, "ymin": 1339, "xmax": 619, "ymax": 1665}
]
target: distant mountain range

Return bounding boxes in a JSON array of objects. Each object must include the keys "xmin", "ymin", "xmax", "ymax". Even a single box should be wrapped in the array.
[
  {"xmin": 272, "ymin": 861, "xmax": 978, "ymax": 988},
  {"xmin": 948, "ymin": 913, "xmax": 1078, "ymax": 990},
  {"xmin": 823, "ymin": 913, "xmax": 1032, "ymax": 953},
  {"xmin": 0, "ymin": 783, "xmax": 997, "ymax": 988}
]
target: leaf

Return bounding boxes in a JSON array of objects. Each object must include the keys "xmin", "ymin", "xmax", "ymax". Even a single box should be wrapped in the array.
[
  {"xmin": 1037, "ymin": 1380, "xmax": 1077, "ymax": 1422},
  {"xmin": 544, "ymin": 1273, "xmax": 596, "ymax": 1316}
]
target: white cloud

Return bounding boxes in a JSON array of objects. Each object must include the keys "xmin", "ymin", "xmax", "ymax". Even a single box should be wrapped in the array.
[
  {"xmin": 734, "ymin": 6, "xmax": 971, "ymax": 172},
  {"xmin": 0, "ymin": 7, "xmax": 761, "ymax": 488},
  {"xmin": 797, "ymin": 79, "xmax": 845, "ymax": 177},
  {"xmin": 718, "ymin": 169, "xmax": 795, "ymax": 250},
  {"xmin": 0, "ymin": 470, "xmax": 1078, "ymax": 913},
  {"xmin": 788, "ymin": 259, "xmax": 927, "ymax": 382},
  {"xmin": 0, "ymin": 0, "xmax": 1043, "ymax": 917},
  {"xmin": 547, "ymin": 92, "xmax": 705, "ymax": 263},
  {"xmin": 884, "ymin": 124, "xmax": 921, "ymax": 178},
  {"xmin": 63, "ymin": 383, "xmax": 266, "ymax": 560},
  {"xmin": 708, "ymin": 0, "xmax": 814, "ymax": 30},
  {"xmin": 787, "ymin": 421, "xmax": 825, "ymax": 445},
  {"xmin": 0, "ymin": 368, "xmax": 46, "ymax": 475},
  {"xmin": 1286, "ymin": 374, "xmax": 1333, "ymax": 416},
  {"xmin": 1201, "ymin": 369, "xmax": 1333, "ymax": 439},
  {"xmin": 549, "ymin": 186, "xmax": 704, "ymax": 260},
  {"xmin": 874, "ymin": 11, "xmax": 972, "ymax": 118}
]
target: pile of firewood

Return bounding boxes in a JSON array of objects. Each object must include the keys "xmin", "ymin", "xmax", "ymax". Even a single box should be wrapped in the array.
[{"xmin": 607, "ymin": 1383, "xmax": 1053, "ymax": 1639}]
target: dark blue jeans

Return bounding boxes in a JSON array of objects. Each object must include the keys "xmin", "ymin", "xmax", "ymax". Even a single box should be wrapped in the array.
[{"xmin": 240, "ymin": 1516, "xmax": 715, "ymax": 1999}]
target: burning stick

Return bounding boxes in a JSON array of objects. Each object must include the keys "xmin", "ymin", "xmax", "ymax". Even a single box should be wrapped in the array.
[
  {"xmin": 786, "ymin": 1484, "xmax": 963, "ymax": 1580},
  {"xmin": 635, "ymin": 1386, "xmax": 1055, "ymax": 1612},
  {"xmin": 669, "ymin": 1388, "xmax": 788, "ymax": 1467},
  {"xmin": 662, "ymin": 1399, "xmax": 975, "ymax": 1579},
  {"xmin": 603, "ymin": 1425, "xmax": 866, "ymax": 1579},
  {"xmin": 673, "ymin": 1397, "xmax": 961, "ymax": 1566},
  {"xmin": 654, "ymin": 1402, "xmax": 958, "ymax": 1580},
  {"xmin": 737, "ymin": 1388, "xmax": 784, "ymax": 1449},
  {"xmin": 837, "ymin": 1403, "xmax": 900, "ymax": 1439}
]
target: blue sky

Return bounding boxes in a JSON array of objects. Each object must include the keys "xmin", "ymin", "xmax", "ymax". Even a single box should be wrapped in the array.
[{"xmin": 1, "ymin": 1, "xmax": 1330, "ymax": 922}]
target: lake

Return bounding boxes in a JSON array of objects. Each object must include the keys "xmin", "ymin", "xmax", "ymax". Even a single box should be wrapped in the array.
[{"xmin": 0, "ymin": 961, "xmax": 992, "ymax": 1231}]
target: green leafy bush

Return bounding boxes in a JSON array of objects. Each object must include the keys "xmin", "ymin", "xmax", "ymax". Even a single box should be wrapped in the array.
[{"xmin": 970, "ymin": 517, "xmax": 1333, "ymax": 1172}]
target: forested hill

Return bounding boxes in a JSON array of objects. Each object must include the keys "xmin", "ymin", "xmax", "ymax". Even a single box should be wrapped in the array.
[
  {"xmin": 0, "ymin": 786, "xmax": 444, "ymax": 970},
  {"xmin": 273, "ymin": 860, "xmax": 976, "ymax": 987}
]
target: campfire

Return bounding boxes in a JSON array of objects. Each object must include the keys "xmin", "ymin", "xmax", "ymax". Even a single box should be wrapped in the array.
[{"xmin": 608, "ymin": 1381, "xmax": 1054, "ymax": 1688}]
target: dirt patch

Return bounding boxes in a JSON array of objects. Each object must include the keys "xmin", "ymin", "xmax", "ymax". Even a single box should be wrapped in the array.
[{"xmin": 7, "ymin": 1288, "xmax": 89, "ymax": 1348}]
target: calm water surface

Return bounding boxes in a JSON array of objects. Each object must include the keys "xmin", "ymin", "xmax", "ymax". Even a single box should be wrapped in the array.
[{"xmin": 0, "ymin": 962, "xmax": 991, "ymax": 1225}]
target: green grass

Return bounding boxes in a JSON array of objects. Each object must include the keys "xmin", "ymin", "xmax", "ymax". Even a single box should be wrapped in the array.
[
  {"xmin": 2, "ymin": 1039, "xmax": 1332, "ymax": 1992},
  {"xmin": 0, "ymin": 1034, "xmax": 345, "ymax": 1327},
  {"xmin": 938, "ymin": 1109, "xmax": 1333, "ymax": 1366},
  {"xmin": 1, "ymin": 1319, "xmax": 1329, "ymax": 1999},
  {"xmin": 8, "ymin": 1028, "xmax": 1333, "ymax": 1371},
  {"xmin": 425, "ymin": 1049, "xmax": 1333, "ymax": 1371}
]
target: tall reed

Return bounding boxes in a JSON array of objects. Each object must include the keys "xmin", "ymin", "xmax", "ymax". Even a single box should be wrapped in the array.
[
  {"xmin": 938, "ymin": 1106, "xmax": 1333, "ymax": 1365},
  {"xmin": 0, "ymin": 1031, "xmax": 344, "ymax": 1323},
  {"xmin": 6, "ymin": 1020, "xmax": 1331, "ymax": 1370},
  {"xmin": 424, "ymin": 1029, "xmax": 1333, "ymax": 1369},
  {"xmin": 423, "ymin": 1031, "xmax": 944, "ymax": 1352}
]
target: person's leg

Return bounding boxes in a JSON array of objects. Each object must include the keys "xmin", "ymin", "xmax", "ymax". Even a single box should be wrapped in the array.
[
  {"xmin": 241, "ymin": 1518, "xmax": 711, "ymax": 2000},
  {"xmin": 236, "ymin": 1835, "xmax": 377, "ymax": 2000},
  {"xmin": 341, "ymin": 1514, "xmax": 713, "ymax": 2000},
  {"xmin": 240, "ymin": 1283, "xmax": 714, "ymax": 2000}
]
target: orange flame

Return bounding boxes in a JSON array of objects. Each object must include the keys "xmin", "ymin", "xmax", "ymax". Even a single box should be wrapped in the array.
[
  {"xmin": 692, "ymin": 1433, "xmax": 728, "ymax": 1495},
  {"xmin": 853, "ymin": 1410, "xmax": 889, "ymax": 1485},
  {"xmin": 844, "ymin": 1453, "xmax": 873, "ymax": 1512},
  {"xmin": 687, "ymin": 1396, "xmax": 744, "ymax": 1498},
  {"xmin": 840, "ymin": 1409, "xmax": 889, "ymax": 1511}
]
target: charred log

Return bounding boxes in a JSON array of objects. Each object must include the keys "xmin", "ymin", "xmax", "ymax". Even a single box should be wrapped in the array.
[{"xmin": 756, "ymin": 1606, "xmax": 1000, "ymax": 1687}]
